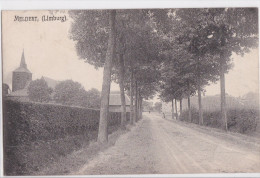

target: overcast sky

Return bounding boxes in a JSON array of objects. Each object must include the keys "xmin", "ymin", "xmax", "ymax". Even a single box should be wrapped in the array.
[{"xmin": 2, "ymin": 10, "xmax": 259, "ymax": 101}]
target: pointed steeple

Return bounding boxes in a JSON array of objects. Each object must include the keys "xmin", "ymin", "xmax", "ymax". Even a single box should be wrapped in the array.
[
  {"xmin": 13, "ymin": 49, "xmax": 31, "ymax": 73},
  {"xmin": 20, "ymin": 49, "xmax": 27, "ymax": 69}
]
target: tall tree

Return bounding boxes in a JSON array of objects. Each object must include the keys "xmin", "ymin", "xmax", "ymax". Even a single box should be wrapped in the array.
[
  {"xmin": 53, "ymin": 80, "xmax": 85, "ymax": 105},
  {"xmin": 130, "ymin": 71, "xmax": 134, "ymax": 124},
  {"xmin": 116, "ymin": 9, "xmax": 164, "ymax": 123},
  {"xmin": 165, "ymin": 9, "xmax": 221, "ymax": 125},
  {"xmin": 112, "ymin": 10, "xmax": 162, "ymax": 126},
  {"xmin": 179, "ymin": 98, "xmax": 183, "ymax": 115},
  {"xmin": 204, "ymin": 8, "xmax": 258, "ymax": 130},
  {"xmin": 70, "ymin": 10, "xmax": 117, "ymax": 143},
  {"xmin": 98, "ymin": 10, "xmax": 116, "ymax": 143},
  {"xmin": 28, "ymin": 78, "xmax": 53, "ymax": 103},
  {"xmin": 157, "ymin": 8, "xmax": 258, "ymax": 128}
]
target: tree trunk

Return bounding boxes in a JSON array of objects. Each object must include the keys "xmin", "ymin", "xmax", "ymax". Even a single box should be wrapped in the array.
[
  {"xmin": 187, "ymin": 82, "xmax": 192, "ymax": 122},
  {"xmin": 179, "ymin": 98, "xmax": 182, "ymax": 115},
  {"xmin": 188, "ymin": 95, "xmax": 191, "ymax": 122},
  {"xmin": 220, "ymin": 61, "xmax": 228, "ymax": 131},
  {"xmin": 134, "ymin": 80, "xmax": 138, "ymax": 122},
  {"xmin": 137, "ymin": 89, "xmax": 140, "ymax": 121},
  {"xmin": 198, "ymin": 82, "xmax": 203, "ymax": 125},
  {"xmin": 172, "ymin": 98, "xmax": 174, "ymax": 119},
  {"xmin": 130, "ymin": 71, "xmax": 134, "ymax": 125},
  {"xmin": 175, "ymin": 98, "xmax": 178, "ymax": 120},
  {"xmin": 220, "ymin": 32, "xmax": 228, "ymax": 131},
  {"xmin": 118, "ymin": 54, "xmax": 126, "ymax": 129},
  {"xmin": 139, "ymin": 97, "xmax": 143, "ymax": 120},
  {"xmin": 98, "ymin": 10, "xmax": 116, "ymax": 144}
]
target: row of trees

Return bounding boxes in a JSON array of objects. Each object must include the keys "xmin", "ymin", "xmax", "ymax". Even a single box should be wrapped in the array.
[
  {"xmin": 69, "ymin": 8, "xmax": 258, "ymax": 143},
  {"xmin": 70, "ymin": 10, "xmax": 162, "ymax": 143},
  {"xmin": 158, "ymin": 9, "xmax": 258, "ymax": 130},
  {"xmin": 28, "ymin": 78, "xmax": 101, "ymax": 109}
]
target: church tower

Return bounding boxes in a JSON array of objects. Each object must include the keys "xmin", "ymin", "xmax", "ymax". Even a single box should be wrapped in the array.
[{"xmin": 12, "ymin": 50, "xmax": 32, "ymax": 92}]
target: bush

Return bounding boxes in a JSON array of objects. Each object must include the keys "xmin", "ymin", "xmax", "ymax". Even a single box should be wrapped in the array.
[
  {"xmin": 179, "ymin": 107, "xmax": 199, "ymax": 124},
  {"xmin": 203, "ymin": 111, "xmax": 222, "ymax": 128},
  {"xmin": 3, "ymin": 100, "xmax": 126, "ymax": 175},
  {"xmin": 179, "ymin": 108, "xmax": 259, "ymax": 134},
  {"xmin": 28, "ymin": 78, "xmax": 53, "ymax": 103},
  {"xmin": 227, "ymin": 109, "xmax": 258, "ymax": 134}
]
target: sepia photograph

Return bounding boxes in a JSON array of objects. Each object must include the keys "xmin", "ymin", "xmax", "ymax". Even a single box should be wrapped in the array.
[{"xmin": 1, "ymin": 3, "xmax": 260, "ymax": 177}]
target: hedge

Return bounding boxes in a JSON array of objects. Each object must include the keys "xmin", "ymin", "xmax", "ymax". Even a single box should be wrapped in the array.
[
  {"xmin": 3, "ymin": 99, "xmax": 129, "ymax": 175},
  {"xmin": 179, "ymin": 107, "xmax": 259, "ymax": 134}
]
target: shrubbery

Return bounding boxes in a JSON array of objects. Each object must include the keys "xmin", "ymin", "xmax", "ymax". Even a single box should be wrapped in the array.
[
  {"xmin": 53, "ymin": 80, "xmax": 101, "ymax": 109},
  {"xmin": 227, "ymin": 109, "xmax": 258, "ymax": 133},
  {"xmin": 3, "ymin": 100, "xmax": 128, "ymax": 175},
  {"xmin": 179, "ymin": 107, "xmax": 199, "ymax": 124},
  {"xmin": 179, "ymin": 108, "xmax": 259, "ymax": 134},
  {"xmin": 28, "ymin": 78, "xmax": 53, "ymax": 103}
]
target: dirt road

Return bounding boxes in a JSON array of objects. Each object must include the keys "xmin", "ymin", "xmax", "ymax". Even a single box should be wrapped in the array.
[{"xmin": 75, "ymin": 112, "xmax": 260, "ymax": 175}]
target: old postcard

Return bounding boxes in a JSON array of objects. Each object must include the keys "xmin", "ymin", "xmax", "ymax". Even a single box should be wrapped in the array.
[{"xmin": 1, "ymin": 7, "xmax": 260, "ymax": 176}]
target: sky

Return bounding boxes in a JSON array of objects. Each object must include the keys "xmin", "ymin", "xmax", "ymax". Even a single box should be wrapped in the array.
[{"xmin": 2, "ymin": 10, "xmax": 259, "ymax": 101}]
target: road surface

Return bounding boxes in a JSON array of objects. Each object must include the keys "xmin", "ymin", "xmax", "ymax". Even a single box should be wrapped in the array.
[{"xmin": 75, "ymin": 112, "xmax": 260, "ymax": 175}]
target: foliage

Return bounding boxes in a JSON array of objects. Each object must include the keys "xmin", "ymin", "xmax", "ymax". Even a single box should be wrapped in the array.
[
  {"xmin": 142, "ymin": 101, "xmax": 153, "ymax": 111},
  {"xmin": 155, "ymin": 8, "xmax": 258, "ymax": 127},
  {"xmin": 69, "ymin": 8, "xmax": 258, "ymax": 132},
  {"xmin": 157, "ymin": 9, "xmax": 222, "ymax": 103},
  {"xmin": 53, "ymin": 80, "xmax": 100, "ymax": 109},
  {"xmin": 70, "ymin": 10, "xmax": 117, "ymax": 142},
  {"xmin": 110, "ymin": 10, "xmax": 163, "ymax": 101},
  {"xmin": 69, "ymin": 10, "xmax": 110, "ymax": 68},
  {"xmin": 226, "ymin": 109, "xmax": 258, "ymax": 134},
  {"xmin": 86, "ymin": 88, "xmax": 101, "ymax": 109},
  {"xmin": 179, "ymin": 107, "xmax": 200, "ymax": 124},
  {"xmin": 3, "ymin": 99, "xmax": 127, "ymax": 175},
  {"xmin": 179, "ymin": 108, "xmax": 259, "ymax": 134},
  {"xmin": 70, "ymin": 10, "xmax": 163, "ymax": 131},
  {"xmin": 28, "ymin": 78, "xmax": 53, "ymax": 103},
  {"xmin": 53, "ymin": 80, "xmax": 84, "ymax": 105},
  {"xmin": 154, "ymin": 102, "xmax": 162, "ymax": 112}
]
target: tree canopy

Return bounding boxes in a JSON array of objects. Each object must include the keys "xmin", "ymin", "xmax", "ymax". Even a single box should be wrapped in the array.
[
  {"xmin": 28, "ymin": 78, "xmax": 53, "ymax": 103},
  {"xmin": 69, "ymin": 8, "xmax": 258, "ymax": 138}
]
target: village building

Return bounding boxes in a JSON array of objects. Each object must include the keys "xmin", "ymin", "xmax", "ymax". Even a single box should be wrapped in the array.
[
  {"xmin": 109, "ymin": 91, "xmax": 131, "ymax": 112},
  {"xmin": 7, "ymin": 50, "xmax": 131, "ymax": 112},
  {"xmin": 7, "ymin": 50, "xmax": 59, "ymax": 101},
  {"xmin": 7, "ymin": 50, "xmax": 32, "ymax": 101}
]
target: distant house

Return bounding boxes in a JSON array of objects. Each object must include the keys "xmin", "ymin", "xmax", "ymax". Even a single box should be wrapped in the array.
[
  {"xmin": 109, "ymin": 91, "xmax": 130, "ymax": 112},
  {"xmin": 7, "ymin": 50, "xmax": 60, "ymax": 101}
]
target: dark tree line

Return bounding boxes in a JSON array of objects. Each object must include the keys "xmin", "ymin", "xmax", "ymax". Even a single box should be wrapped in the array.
[{"xmin": 28, "ymin": 78, "xmax": 101, "ymax": 109}]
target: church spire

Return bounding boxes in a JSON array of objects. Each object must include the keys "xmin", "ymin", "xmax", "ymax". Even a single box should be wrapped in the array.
[{"xmin": 20, "ymin": 49, "xmax": 27, "ymax": 69}]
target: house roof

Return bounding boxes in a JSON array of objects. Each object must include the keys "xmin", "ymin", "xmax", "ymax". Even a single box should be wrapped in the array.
[
  {"xmin": 8, "ymin": 81, "xmax": 30, "ymax": 97},
  {"xmin": 109, "ymin": 93, "xmax": 130, "ymax": 106}
]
